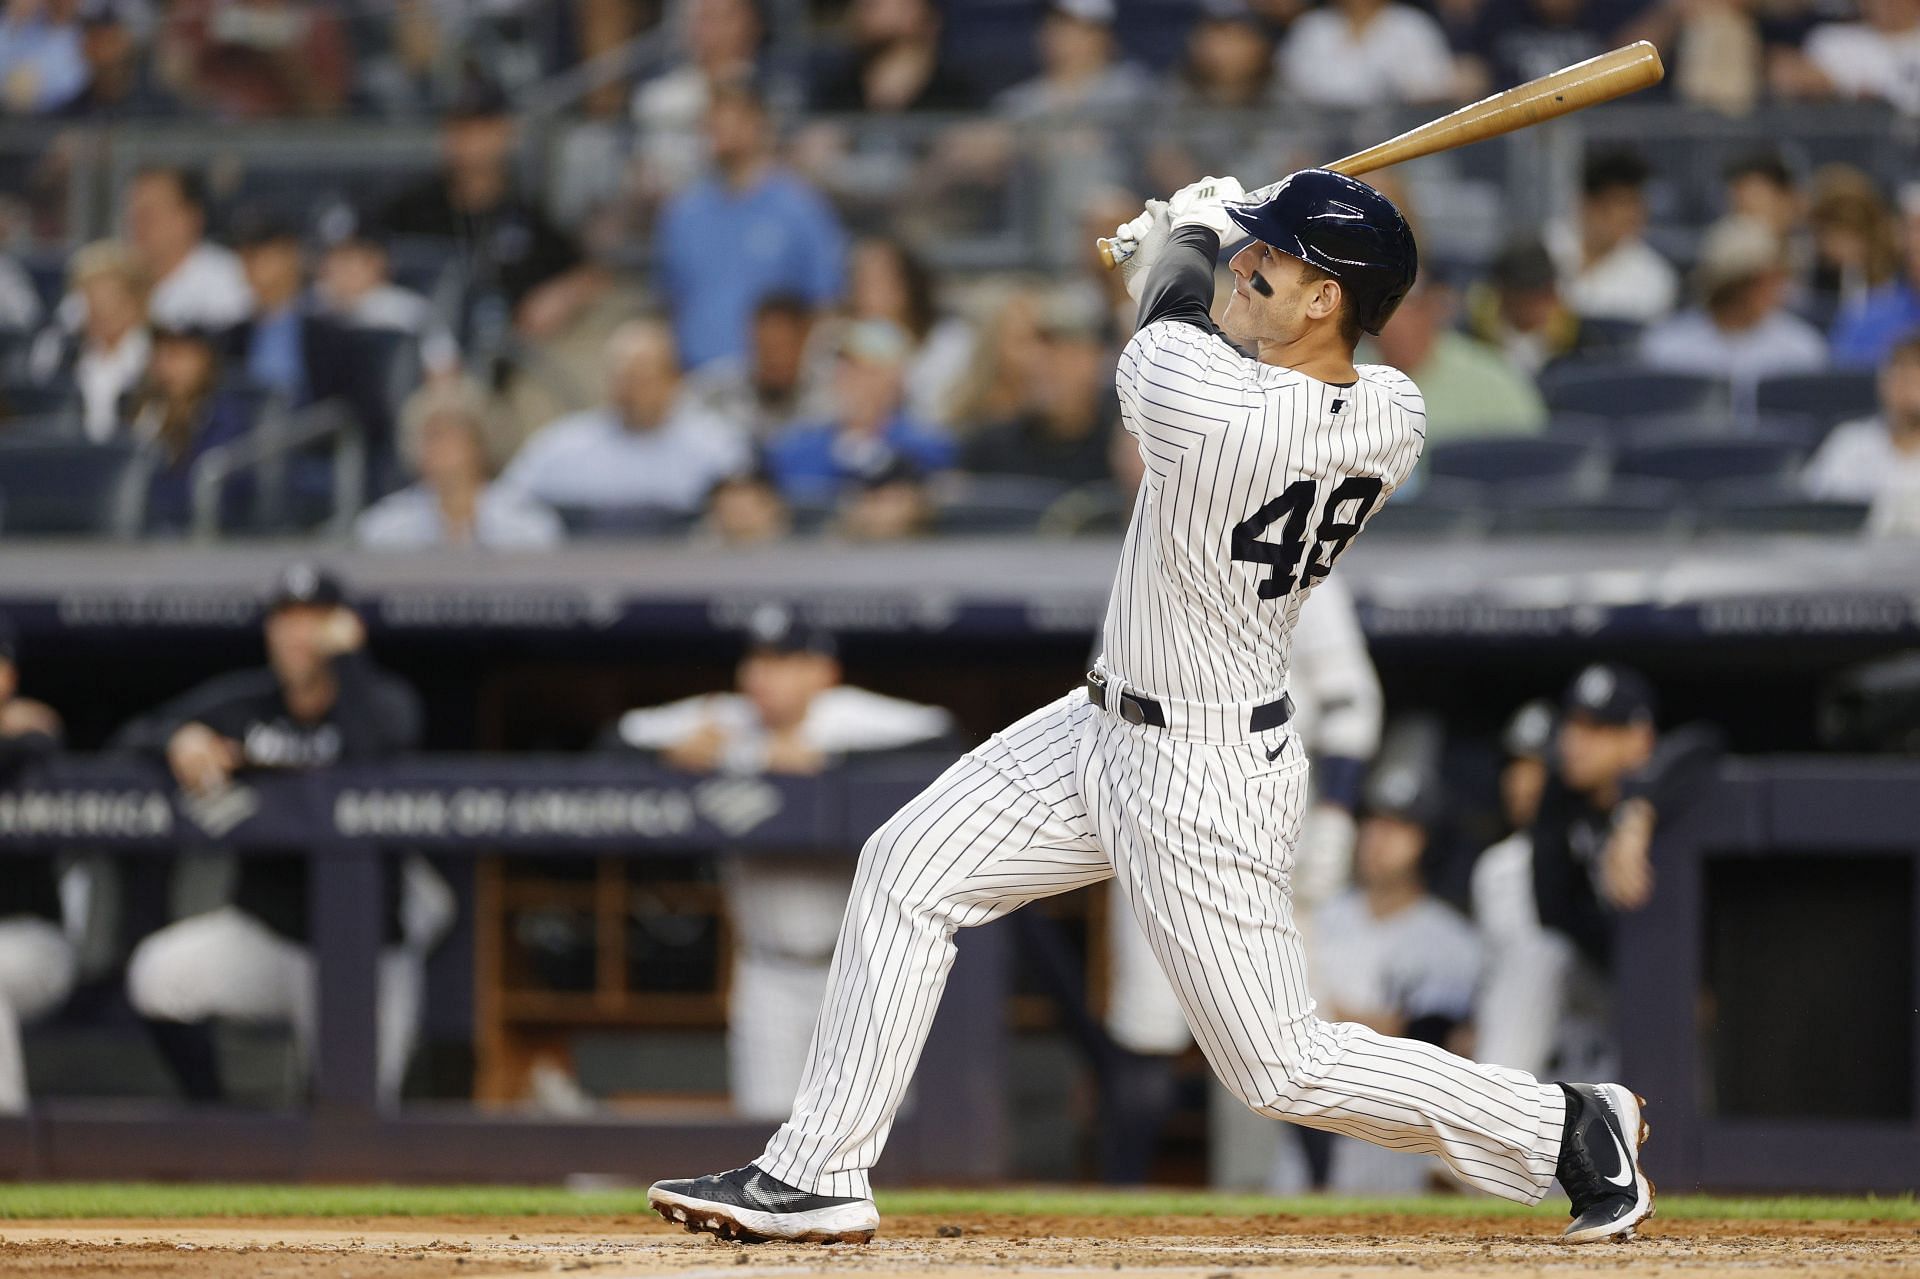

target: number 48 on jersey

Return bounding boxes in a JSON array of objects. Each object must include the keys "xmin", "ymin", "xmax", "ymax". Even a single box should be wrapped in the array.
[{"xmin": 1230, "ymin": 476, "xmax": 1385, "ymax": 600}]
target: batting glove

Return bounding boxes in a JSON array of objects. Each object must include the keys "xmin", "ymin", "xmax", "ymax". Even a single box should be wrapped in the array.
[
  {"xmin": 1166, "ymin": 175, "xmax": 1246, "ymax": 241},
  {"xmin": 1114, "ymin": 199, "xmax": 1172, "ymax": 302}
]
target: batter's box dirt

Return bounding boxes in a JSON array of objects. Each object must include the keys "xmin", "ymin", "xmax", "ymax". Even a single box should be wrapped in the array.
[{"xmin": 0, "ymin": 1214, "xmax": 1914, "ymax": 1279}]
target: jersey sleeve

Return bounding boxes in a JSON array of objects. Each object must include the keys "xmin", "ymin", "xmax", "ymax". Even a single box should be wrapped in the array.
[
  {"xmin": 1117, "ymin": 321, "xmax": 1258, "ymax": 482},
  {"xmin": 1356, "ymin": 363, "xmax": 1430, "ymax": 495}
]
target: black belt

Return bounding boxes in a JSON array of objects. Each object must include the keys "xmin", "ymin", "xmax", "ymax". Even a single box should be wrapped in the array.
[{"xmin": 1085, "ymin": 670, "xmax": 1293, "ymax": 733}]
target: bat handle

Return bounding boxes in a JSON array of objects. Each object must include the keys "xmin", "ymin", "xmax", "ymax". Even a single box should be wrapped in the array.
[{"xmin": 1097, "ymin": 236, "xmax": 1133, "ymax": 271}]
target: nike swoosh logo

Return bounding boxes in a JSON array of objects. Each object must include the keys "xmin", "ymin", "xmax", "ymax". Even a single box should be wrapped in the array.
[
  {"xmin": 1601, "ymin": 1119, "xmax": 1637, "ymax": 1189},
  {"xmin": 1266, "ymin": 744, "xmax": 1285, "ymax": 762}
]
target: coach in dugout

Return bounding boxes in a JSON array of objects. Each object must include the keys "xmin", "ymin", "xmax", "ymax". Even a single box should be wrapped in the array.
[
  {"xmin": 117, "ymin": 564, "xmax": 436, "ymax": 1106},
  {"xmin": 607, "ymin": 605, "xmax": 954, "ymax": 1119},
  {"xmin": 0, "ymin": 616, "xmax": 76, "ymax": 1115}
]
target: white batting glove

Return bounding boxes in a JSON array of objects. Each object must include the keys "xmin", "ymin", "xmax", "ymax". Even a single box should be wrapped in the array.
[
  {"xmin": 1166, "ymin": 175, "xmax": 1246, "ymax": 241},
  {"xmin": 1114, "ymin": 199, "xmax": 1171, "ymax": 302}
]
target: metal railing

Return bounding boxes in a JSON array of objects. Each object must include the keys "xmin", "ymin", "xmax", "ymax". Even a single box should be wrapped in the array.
[{"xmin": 189, "ymin": 397, "xmax": 366, "ymax": 542}]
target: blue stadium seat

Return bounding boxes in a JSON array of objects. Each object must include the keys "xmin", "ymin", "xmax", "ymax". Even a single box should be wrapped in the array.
[
  {"xmin": 1616, "ymin": 438, "xmax": 1807, "ymax": 487},
  {"xmin": 935, "ymin": 474, "xmax": 1072, "ymax": 535},
  {"xmin": 1754, "ymin": 370, "xmax": 1880, "ymax": 432},
  {"xmin": 1695, "ymin": 478, "xmax": 1871, "ymax": 535},
  {"xmin": 1365, "ymin": 478, "xmax": 1489, "ymax": 538},
  {"xmin": 0, "ymin": 439, "xmax": 150, "ymax": 536},
  {"xmin": 1486, "ymin": 476, "xmax": 1688, "ymax": 537},
  {"xmin": 1425, "ymin": 437, "xmax": 1609, "ymax": 491},
  {"xmin": 1540, "ymin": 365, "xmax": 1729, "ymax": 419}
]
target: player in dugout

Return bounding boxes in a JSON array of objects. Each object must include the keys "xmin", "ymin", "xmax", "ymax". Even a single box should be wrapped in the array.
[
  {"xmin": 1475, "ymin": 666, "xmax": 1723, "ymax": 1082},
  {"xmin": 116, "ymin": 565, "xmax": 448, "ymax": 1107},
  {"xmin": 607, "ymin": 605, "xmax": 956, "ymax": 1120},
  {"xmin": 0, "ymin": 615, "xmax": 77, "ymax": 1115}
]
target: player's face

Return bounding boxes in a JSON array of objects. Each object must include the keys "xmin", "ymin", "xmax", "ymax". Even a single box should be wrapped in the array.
[
  {"xmin": 1223, "ymin": 242, "xmax": 1317, "ymax": 345},
  {"xmin": 739, "ymin": 651, "xmax": 838, "ymax": 729},
  {"xmin": 1556, "ymin": 715, "xmax": 1655, "ymax": 794},
  {"xmin": 265, "ymin": 604, "xmax": 331, "ymax": 688},
  {"xmin": 1500, "ymin": 755, "xmax": 1548, "ymax": 829},
  {"xmin": 1355, "ymin": 814, "xmax": 1425, "ymax": 888}
]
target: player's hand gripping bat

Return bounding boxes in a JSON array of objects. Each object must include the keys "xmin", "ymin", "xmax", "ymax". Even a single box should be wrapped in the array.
[{"xmin": 1097, "ymin": 41, "xmax": 1666, "ymax": 271}]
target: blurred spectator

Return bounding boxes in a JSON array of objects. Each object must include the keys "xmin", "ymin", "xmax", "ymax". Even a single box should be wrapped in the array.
[
  {"xmin": 355, "ymin": 379, "xmax": 561, "ymax": 551},
  {"xmin": 120, "ymin": 565, "xmax": 429, "ymax": 1105},
  {"xmin": 1458, "ymin": 0, "xmax": 1606, "ymax": 96},
  {"xmin": 655, "ymin": 82, "xmax": 847, "ymax": 370},
  {"xmin": 121, "ymin": 167, "xmax": 253, "ymax": 330},
  {"xmin": 811, "ymin": 0, "xmax": 976, "ymax": 113},
  {"xmin": 1830, "ymin": 184, "xmax": 1920, "ymax": 369},
  {"xmin": 1773, "ymin": 0, "xmax": 1920, "ymax": 116},
  {"xmin": 951, "ymin": 286, "xmax": 1046, "ymax": 429},
  {"xmin": 311, "ymin": 212, "xmax": 458, "ymax": 376},
  {"xmin": 1464, "ymin": 239, "xmax": 1578, "ymax": 375},
  {"xmin": 1806, "ymin": 167, "xmax": 1901, "ymax": 328},
  {"xmin": 155, "ymin": 0, "xmax": 350, "ymax": 119},
  {"xmin": 699, "ymin": 464, "xmax": 791, "ymax": 544},
  {"xmin": 609, "ymin": 607, "xmax": 953, "ymax": 1119},
  {"xmin": 1166, "ymin": 0, "xmax": 1277, "ymax": 109},
  {"xmin": 834, "ymin": 457, "xmax": 934, "ymax": 539},
  {"xmin": 496, "ymin": 319, "xmax": 749, "ymax": 519},
  {"xmin": 29, "ymin": 240, "xmax": 149, "ymax": 439},
  {"xmin": 1547, "ymin": 149, "xmax": 1678, "ymax": 325},
  {"xmin": 1646, "ymin": 0, "xmax": 1763, "ymax": 115},
  {"xmin": 764, "ymin": 319, "xmax": 953, "ymax": 503},
  {"xmin": 1638, "ymin": 216, "xmax": 1827, "ymax": 393},
  {"xmin": 129, "ymin": 324, "xmax": 255, "ymax": 533},
  {"xmin": 229, "ymin": 210, "xmax": 312, "ymax": 404},
  {"xmin": 1803, "ymin": 333, "xmax": 1920, "ymax": 516},
  {"xmin": 67, "ymin": 0, "xmax": 169, "ymax": 118},
  {"xmin": 692, "ymin": 293, "xmax": 823, "ymax": 437},
  {"xmin": 846, "ymin": 235, "xmax": 974, "ymax": 427},
  {"xmin": 0, "ymin": 0, "xmax": 89, "ymax": 114},
  {"xmin": 995, "ymin": 0, "xmax": 1150, "ymax": 119},
  {"xmin": 631, "ymin": 0, "xmax": 765, "ymax": 197},
  {"xmin": 1372, "ymin": 279, "xmax": 1547, "ymax": 440},
  {"xmin": 1278, "ymin": 0, "xmax": 1458, "ymax": 107},
  {"xmin": 963, "ymin": 291, "xmax": 1116, "ymax": 484},
  {"xmin": 0, "ymin": 248, "xmax": 38, "ymax": 336},
  {"xmin": 0, "ymin": 615, "xmax": 74, "ymax": 1116},
  {"xmin": 1723, "ymin": 150, "xmax": 1803, "ymax": 246},
  {"xmin": 380, "ymin": 81, "xmax": 601, "ymax": 344}
]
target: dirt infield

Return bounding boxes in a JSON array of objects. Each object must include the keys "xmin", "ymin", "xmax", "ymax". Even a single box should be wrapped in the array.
[{"xmin": 1, "ymin": 1211, "xmax": 1915, "ymax": 1279}]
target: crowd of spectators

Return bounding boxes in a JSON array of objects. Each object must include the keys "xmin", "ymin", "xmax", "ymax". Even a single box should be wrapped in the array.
[{"xmin": 0, "ymin": 1, "xmax": 1916, "ymax": 542}]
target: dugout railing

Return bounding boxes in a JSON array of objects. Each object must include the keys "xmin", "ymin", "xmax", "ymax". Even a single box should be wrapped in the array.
[{"xmin": 0, "ymin": 752, "xmax": 1914, "ymax": 1190}]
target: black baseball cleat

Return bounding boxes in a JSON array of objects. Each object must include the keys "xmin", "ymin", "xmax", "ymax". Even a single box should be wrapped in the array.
[
  {"xmin": 1555, "ymin": 1082, "xmax": 1656, "ymax": 1243},
  {"xmin": 647, "ymin": 1164, "xmax": 879, "ymax": 1244}
]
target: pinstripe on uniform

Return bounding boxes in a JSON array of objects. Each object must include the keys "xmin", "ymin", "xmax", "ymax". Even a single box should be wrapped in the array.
[{"xmin": 756, "ymin": 316, "xmax": 1566, "ymax": 1203}]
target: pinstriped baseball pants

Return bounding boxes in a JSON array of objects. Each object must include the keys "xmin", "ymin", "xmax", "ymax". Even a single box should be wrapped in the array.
[{"xmin": 758, "ymin": 690, "xmax": 1567, "ymax": 1201}]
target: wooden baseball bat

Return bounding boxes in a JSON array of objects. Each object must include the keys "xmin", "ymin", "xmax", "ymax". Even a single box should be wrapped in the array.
[{"xmin": 1099, "ymin": 41, "xmax": 1665, "ymax": 270}]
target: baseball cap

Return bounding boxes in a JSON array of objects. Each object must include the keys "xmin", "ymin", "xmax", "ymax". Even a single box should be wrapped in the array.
[
  {"xmin": 1360, "ymin": 761, "xmax": 1445, "ymax": 828},
  {"xmin": 1562, "ymin": 663, "xmax": 1657, "ymax": 727},
  {"xmin": 743, "ymin": 602, "xmax": 836, "ymax": 659},
  {"xmin": 1693, "ymin": 216, "xmax": 1783, "ymax": 299},
  {"xmin": 1051, "ymin": 0, "xmax": 1115, "ymax": 24},
  {"xmin": 1501, "ymin": 699, "xmax": 1556, "ymax": 760},
  {"xmin": 268, "ymin": 562, "xmax": 347, "ymax": 612}
]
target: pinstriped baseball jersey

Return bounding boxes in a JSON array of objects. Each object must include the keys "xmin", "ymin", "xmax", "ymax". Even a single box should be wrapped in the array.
[{"xmin": 1104, "ymin": 318, "xmax": 1425, "ymax": 709}]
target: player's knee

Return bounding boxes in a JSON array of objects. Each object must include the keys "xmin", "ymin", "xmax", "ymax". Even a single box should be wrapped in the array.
[{"xmin": 125, "ymin": 928, "xmax": 206, "ymax": 1023}]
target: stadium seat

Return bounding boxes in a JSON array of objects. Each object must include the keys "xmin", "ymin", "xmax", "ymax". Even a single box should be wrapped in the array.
[
  {"xmin": 935, "ymin": 474, "xmax": 1073, "ymax": 536},
  {"xmin": 1564, "ymin": 317, "xmax": 1645, "ymax": 360},
  {"xmin": 1694, "ymin": 479, "xmax": 1871, "ymax": 535},
  {"xmin": 2, "ymin": 377, "xmax": 78, "ymax": 423},
  {"xmin": 1365, "ymin": 477, "xmax": 1490, "ymax": 538},
  {"xmin": 1616, "ymin": 438, "xmax": 1807, "ymax": 487},
  {"xmin": 1486, "ymin": 476, "xmax": 1688, "ymax": 537},
  {"xmin": 1424, "ymin": 437, "xmax": 1609, "ymax": 492},
  {"xmin": 1543, "ymin": 412, "xmax": 1614, "ymax": 442},
  {"xmin": 1539, "ymin": 365, "xmax": 1729, "ymax": 420},
  {"xmin": 1754, "ymin": 370, "xmax": 1880, "ymax": 433},
  {"xmin": 0, "ymin": 439, "xmax": 150, "ymax": 536},
  {"xmin": 553, "ymin": 505, "xmax": 700, "ymax": 538}
]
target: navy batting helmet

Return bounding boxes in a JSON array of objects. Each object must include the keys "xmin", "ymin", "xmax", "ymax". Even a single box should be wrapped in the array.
[{"xmin": 1223, "ymin": 170, "xmax": 1418, "ymax": 335}]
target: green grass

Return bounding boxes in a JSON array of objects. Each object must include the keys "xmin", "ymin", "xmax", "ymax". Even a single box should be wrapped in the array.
[{"xmin": 0, "ymin": 1183, "xmax": 1912, "ymax": 1223}]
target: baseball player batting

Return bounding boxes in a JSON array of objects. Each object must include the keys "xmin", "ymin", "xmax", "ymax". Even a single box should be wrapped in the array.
[{"xmin": 649, "ymin": 172, "xmax": 1653, "ymax": 1245}]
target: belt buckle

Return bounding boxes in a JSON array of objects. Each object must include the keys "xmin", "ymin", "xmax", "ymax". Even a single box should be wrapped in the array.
[{"xmin": 1118, "ymin": 696, "xmax": 1147, "ymax": 726}]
